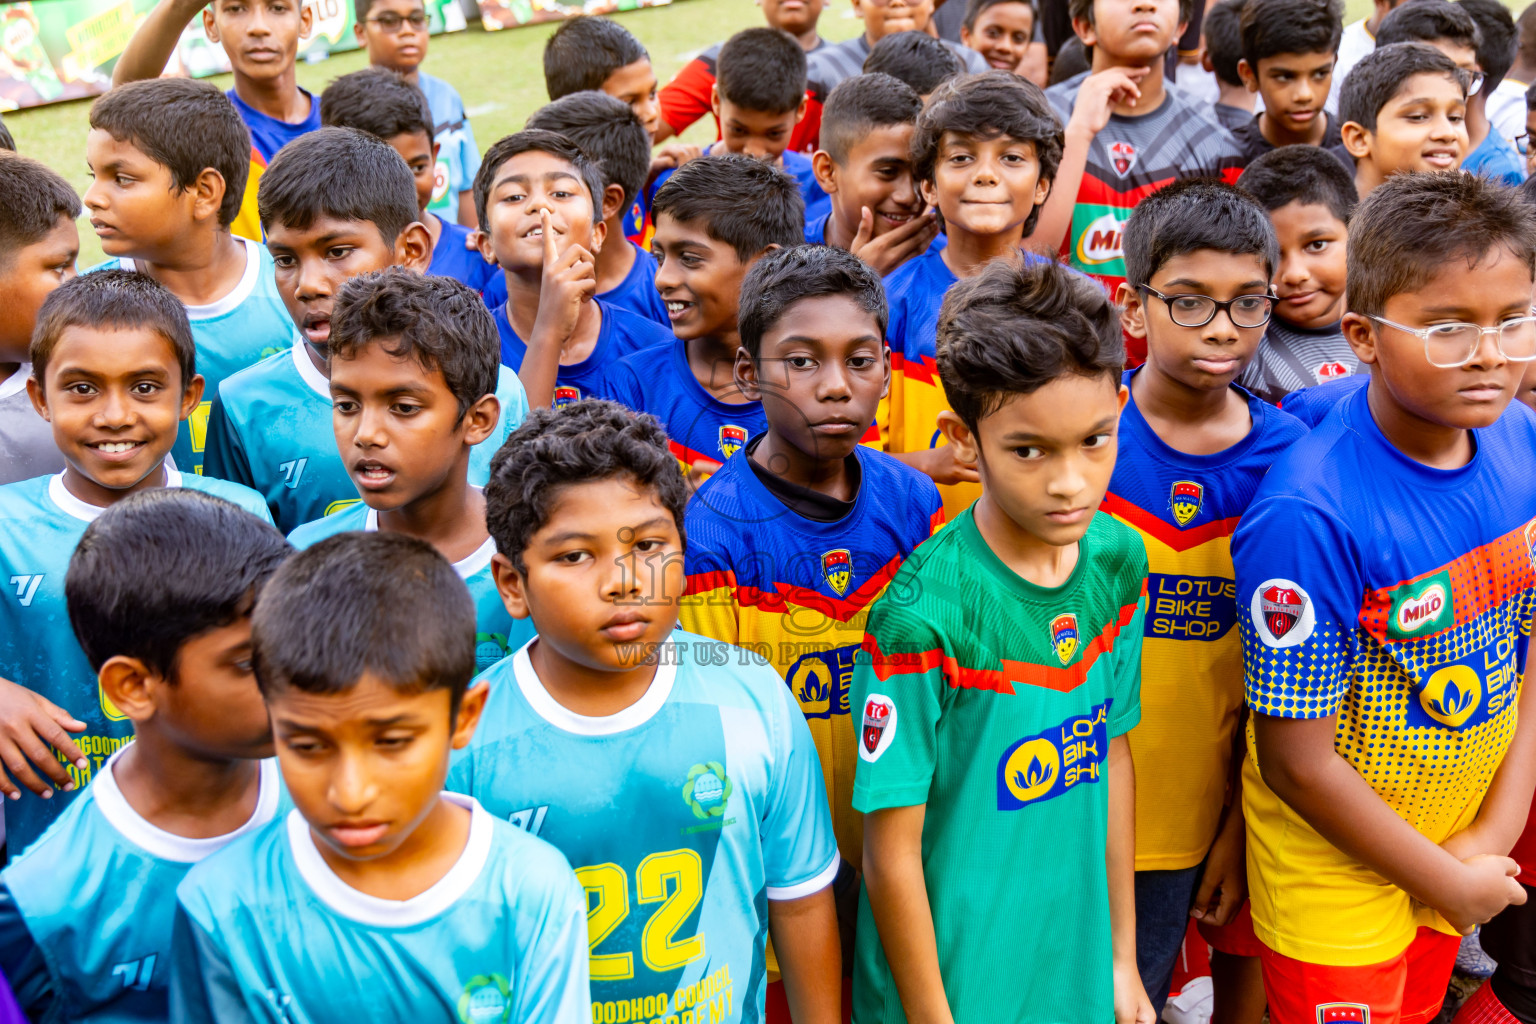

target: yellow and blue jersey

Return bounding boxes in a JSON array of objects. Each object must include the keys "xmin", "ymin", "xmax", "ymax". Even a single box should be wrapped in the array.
[
  {"xmin": 0, "ymin": 754, "xmax": 283, "ymax": 1023},
  {"xmin": 493, "ymin": 298, "xmax": 673, "ymax": 404},
  {"xmin": 680, "ymin": 445, "xmax": 942, "ymax": 863},
  {"xmin": 288, "ymin": 504, "xmax": 533, "ymax": 674},
  {"xmin": 0, "ymin": 471, "xmax": 272, "ymax": 857},
  {"xmin": 1233, "ymin": 387, "xmax": 1536, "ymax": 966},
  {"xmin": 203, "ymin": 344, "xmax": 529, "ymax": 534},
  {"xmin": 447, "ymin": 631, "xmax": 840, "ymax": 1024},
  {"xmin": 601, "ymin": 338, "xmax": 765, "ymax": 473},
  {"xmin": 1102, "ymin": 371, "xmax": 1305, "ymax": 870},
  {"xmin": 225, "ymin": 89, "xmax": 321, "ymax": 245},
  {"xmin": 171, "ymin": 796, "xmax": 590, "ymax": 1022}
]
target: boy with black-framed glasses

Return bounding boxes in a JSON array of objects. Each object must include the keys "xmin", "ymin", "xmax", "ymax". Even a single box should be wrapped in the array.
[{"xmin": 1106, "ymin": 179, "xmax": 1308, "ymax": 1020}]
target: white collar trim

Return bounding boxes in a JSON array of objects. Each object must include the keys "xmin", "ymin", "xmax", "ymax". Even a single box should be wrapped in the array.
[
  {"xmin": 93, "ymin": 750, "xmax": 280, "ymax": 863},
  {"xmin": 0, "ymin": 364, "xmax": 29, "ymax": 401},
  {"xmin": 48, "ymin": 467, "xmax": 182, "ymax": 523},
  {"xmin": 511, "ymin": 637, "xmax": 676, "ymax": 736},
  {"xmin": 117, "ymin": 238, "xmax": 262, "ymax": 320},
  {"xmin": 290, "ymin": 339, "xmax": 331, "ymax": 400},
  {"xmin": 360, "ymin": 503, "xmax": 495, "ymax": 581},
  {"xmin": 286, "ymin": 792, "xmax": 492, "ymax": 927}
]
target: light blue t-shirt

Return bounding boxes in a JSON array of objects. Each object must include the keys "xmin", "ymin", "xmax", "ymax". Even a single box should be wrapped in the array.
[
  {"xmin": 448, "ymin": 631, "xmax": 840, "ymax": 1024},
  {"xmin": 418, "ymin": 71, "xmax": 482, "ymax": 222},
  {"xmin": 0, "ymin": 754, "xmax": 284, "ymax": 1023},
  {"xmin": 287, "ymin": 504, "xmax": 533, "ymax": 673},
  {"xmin": 99, "ymin": 239, "xmax": 295, "ymax": 476},
  {"xmin": 1462, "ymin": 127, "xmax": 1526, "ymax": 185},
  {"xmin": 202, "ymin": 342, "xmax": 530, "ymax": 534},
  {"xmin": 170, "ymin": 795, "xmax": 590, "ymax": 1023},
  {"xmin": 0, "ymin": 470, "xmax": 273, "ymax": 857}
]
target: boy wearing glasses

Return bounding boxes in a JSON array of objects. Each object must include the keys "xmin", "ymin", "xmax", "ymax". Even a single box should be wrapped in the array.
[
  {"xmin": 1107, "ymin": 180, "xmax": 1307, "ymax": 1019},
  {"xmin": 1232, "ymin": 171, "xmax": 1536, "ymax": 1024},
  {"xmin": 356, "ymin": 0, "xmax": 482, "ymax": 228}
]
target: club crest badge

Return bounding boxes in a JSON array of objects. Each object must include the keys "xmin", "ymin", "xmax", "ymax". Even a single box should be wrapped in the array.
[
  {"xmin": 1050, "ymin": 612, "xmax": 1079, "ymax": 665},
  {"xmin": 822, "ymin": 548, "xmax": 853, "ymax": 597},
  {"xmin": 1314, "ymin": 361, "xmax": 1350, "ymax": 382},
  {"xmin": 552, "ymin": 386, "xmax": 580, "ymax": 409},
  {"xmin": 1316, "ymin": 1003, "xmax": 1370, "ymax": 1024},
  {"xmin": 1170, "ymin": 480, "xmax": 1204, "ymax": 527},
  {"xmin": 1249, "ymin": 578, "xmax": 1315, "ymax": 648},
  {"xmin": 860, "ymin": 695, "xmax": 897, "ymax": 762},
  {"xmin": 718, "ymin": 423, "xmax": 748, "ymax": 459},
  {"xmin": 1108, "ymin": 140, "xmax": 1137, "ymax": 177}
]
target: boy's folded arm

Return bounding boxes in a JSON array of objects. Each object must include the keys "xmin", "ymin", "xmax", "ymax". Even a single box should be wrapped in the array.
[
  {"xmin": 1441, "ymin": 644, "xmax": 1536, "ymax": 860},
  {"xmin": 767, "ymin": 886, "xmax": 842, "ymax": 1024},
  {"xmin": 862, "ymin": 803, "xmax": 956, "ymax": 1024},
  {"xmin": 113, "ymin": 0, "xmax": 206, "ymax": 87}
]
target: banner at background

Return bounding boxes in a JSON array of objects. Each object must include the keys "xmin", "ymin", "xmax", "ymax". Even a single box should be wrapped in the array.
[
  {"xmin": 476, "ymin": 0, "xmax": 671, "ymax": 32},
  {"xmin": 0, "ymin": 0, "xmax": 466, "ymax": 111}
]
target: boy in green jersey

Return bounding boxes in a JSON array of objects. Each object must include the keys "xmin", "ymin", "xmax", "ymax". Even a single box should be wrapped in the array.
[{"xmin": 851, "ymin": 256, "xmax": 1152, "ymax": 1024}]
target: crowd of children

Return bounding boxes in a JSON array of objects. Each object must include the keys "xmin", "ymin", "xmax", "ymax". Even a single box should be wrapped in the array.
[{"xmin": 0, "ymin": 0, "xmax": 1533, "ymax": 1020}]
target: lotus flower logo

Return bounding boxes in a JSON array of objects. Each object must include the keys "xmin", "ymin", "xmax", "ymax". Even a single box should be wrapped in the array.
[
  {"xmin": 1003, "ymin": 738, "xmax": 1059, "ymax": 803},
  {"xmin": 1419, "ymin": 664, "xmax": 1481, "ymax": 728},
  {"xmin": 1015, "ymin": 754, "xmax": 1052, "ymax": 792}
]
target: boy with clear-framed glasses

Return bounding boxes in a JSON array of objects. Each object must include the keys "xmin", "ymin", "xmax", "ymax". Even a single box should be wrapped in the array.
[
  {"xmin": 1107, "ymin": 179, "xmax": 1308, "ymax": 1020},
  {"xmin": 1231, "ymin": 170, "xmax": 1536, "ymax": 1024}
]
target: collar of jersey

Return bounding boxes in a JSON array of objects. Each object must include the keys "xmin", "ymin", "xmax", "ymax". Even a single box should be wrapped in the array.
[
  {"xmin": 0, "ymin": 363, "xmax": 29, "ymax": 401},
  {"xmin": 290, "ymin": 339, "xmax": 331, "ymax": 401},
  {"xmin": 359, "ymin": 507, "xmax": 495, "ymax": 580},
  {"xmin": 286, "ymin": 792, "xmax": 492, "ymax": 927},
  {"xmin": 116, "ymin": 237, "xmax": 262, "ymax": 321},
  {"xmin": 512, "ymin": 636, "xmax": 678, "ymax": 736},
  {"xmin": 93, "ymin": 749, "xmax": 281, "ymax": 863},
  {"xmin": 49, "ymin": 467, "xmax": 183, "ymax": 523}
]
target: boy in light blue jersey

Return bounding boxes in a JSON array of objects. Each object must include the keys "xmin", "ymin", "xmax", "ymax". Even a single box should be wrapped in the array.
[
  {"xmin": 0, "ymin": 489, "xmax": 289, "ymax": 1022},
  {"xmin": 0, "ymin": 272, "xmax": 272, "ymax": 859},
  {"xmin": 202, "ymin": 128, "xmax": 527, "ymax": 533},
  {"xmin": 172, "ymin": 532, "xmax": 590, "ymax": 1022},
  {"xmin": 450, "ymin": 400, "xmax": 842, "ymax": 1024},
  {"xmin": 84, "ymin": 78, "xmax": 294, "ymax": 476},
  {"xmin": 289, "ymin": 270, "xmax": 533, "ymax": 673}
]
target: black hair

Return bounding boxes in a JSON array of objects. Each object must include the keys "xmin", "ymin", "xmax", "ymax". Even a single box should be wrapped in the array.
[
  {"xmin": 738, "ymin": 245, "xmax": 889, "ymax": 359},
  {"xmin": 89, "ymin": 78, "xmax": 249, "ymax": 229},
  {"xmin": 330, "ymin": 269, "xmax": 499, "ymax": 421},
  {"xmin": 252, "ymin": 532, "xmax": 477, "ymax": 715},
  {"xmin": 963, "ymin": 0, "xmax": 1038, "ymax": 33},
  {"xmin": 484, "ymin": 399, "xmax": 688, "ymax": 575},
  {"xmin": 543, "ymin": 16, "xmax": 649, "ymax": 100},
  {"xmin": 1458, "ymin": 0, "xmax": 1518, "ymax": 93},
  {"xmin": 1237, "ymin": 144, "xmax": 1357, "ymax": 223},
  {"xmin": 31, "ymin": 270, "xmax": 195, "ymax": 391},
  {"xmin": 1347, "ymin": 170, "xmax": 1536, "ymax": 318},
  {"xmin": 526, "ymin": 92, "xmax": 650, "ymax": 220},
  {"xmin": 472, "ymin": 129, "xmax": 606, "ymax": 234},
  {"xmin": 67, "ymin": 489, "xmax": 290, "ymax": 677},
  {"xmin": 258, "ymin": 127, "xmax": 420, "ymax": 247},
  {"xmin": 1050, "ymin": 36, "xmax": 1093, "ymax": 83},
  {"xmin": 1204, "ymin": 0, "xmax": 1248, "ymax": 86},
  {"xmin": 911, "ymin": 71, "xmax": 1064, "ymax": 236},
  {"xmin": 937, "ymin": 256, "xmax": 1124, "ymax": 429},
  {"xmin": 1520, "ymin": 172, "xmax": 1536, "ymax": 207},
  {"xmin": 1375, "ymin": 0, "xmax": 1481, "ymax": 51},
  {"xmin": 320, "ymin": 67, "xmax": 434, "ymax": 142},
  {"xmin": 1123, "ymin": 178, "xmax": 1279, "ymax": 286},
  {"xmin": 1071, "ymin": 0, "xmax": 1194, "ymax": 32},
  {"xmin": 1239, "ymin": 0, "xmax": 1343, "ymax": 66},
  {"xmin": 0, "ymin": 115, "xmax": 13, "ymax": 152},
  {"xmin": 862, "ymin": 32, "xmax": 964, "ymax": 96},
  {"xmin": 0, "ymin": 154, "xmax": 81, "ymax": 270},
  {"xmin": 819, "ymin": 74, "xmax": 923, "ymax": 166},
  {"xmin": 1339, "ymin": 42, "xmax": 1467, "ymax": 131},
  {"xmin": 651, "ymin": 154, "xmax": 805, "ymax": 261},
  {"xmin": 718, "ymin": 27, "xmax": 808, "ymax": 114}
]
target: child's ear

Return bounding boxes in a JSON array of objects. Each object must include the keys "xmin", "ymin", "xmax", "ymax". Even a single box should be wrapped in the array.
[
  {"xmin": 937, "ymin": 410, "xmax": 980, "ymax": 465},
  {"xmin": 1237, "ymin": 59, "xmax": 1258, "ymax": 93},
  {"xmin": 733, "ymin": 346, "xmax": 762, "ymax": 402},
  {"xmin": 812, "ymin": 150, "xmax": 838, "ymax": 193},
  {"xmin": 1341, "ymin": 311, "xmax": 1379, "ymax": 365},
  {"xmin": 1070, "ymin": 15, "xmax": 1097, "ymax": 47},
  {"xmin": 451, "ymin": 681, "xmax": 488, "ymax": 750},
  {"xmin": 600, "ymin": 183, "xmax": 626, "ymax": 224},
  {"xmin": 590, "ymin": 216, "xmax": 608, "ymax": 256},
  {"xmin": 472, "ymin": 229, "xmax": 497, "ymax": 265},
  {"xmin": 1340, "ymin": 120, "xmax": 1372, "ymax": 160},
  {"xmin": 492, "ymin": 553, "xmax": 532, "ymax": 620},
  {"xmin": 918, "ymin": 177, "xmax": 939, "ymax": 210},
  {"xmin": 1201, "ymin": 50, "xmax": 1215, "ymax": 73},
  {"xmin": 881, "ymin": 343, "xmax": 892, "ymax": 401},
  {"xmin": 396, "ymin": 221, "xmax": 433, "ymax": 272},
  {"xmin": 180, "ymin": 374, "xmax": 207, "ymax": 422},
  {"xmin": 298, "ymin": 1, "xmax": 314, "ymax": 39},
  {"xmin": 191, "ymin": 167, "xmax": 228, "ymax": 224},
  {"xmin": 461, "ymin": 394, "xmax": 500, "ymax": 447},
  {"xmin": 710, "ymin": 84, "xmax": 723, "ymax": 120},
  {"xmin": 26, "ymin": 376, "xmax": 49, "ymax": 421},
  {"xmin": 98, "ymin": 656, "xmax": 157, "ymax": 725},
  {"xmin": 1117, "ymin": 281, "xmax": 1148, "ymax": 341},
  {"xmin": 792, "ymin": 94, "xmax": 808, "ymax": 127},
  {"xmin": 203, "ymin": 6, "xmax": 221, "ymax": 43},
  {"xmin": 353, "ymin": 17, "xmax": 365, "ymax": 43},
  {"xmin": 432, "ymin": 141, "xmax": 441, "ymax": 163}
]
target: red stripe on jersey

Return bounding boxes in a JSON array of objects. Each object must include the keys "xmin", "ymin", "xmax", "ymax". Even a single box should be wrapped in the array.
[
  {"xmin": 891, "ymin": 351, "xmax": 940, "ymax": 385},
  {"xmin": 684, "ymin": 569, "xmax": 735, "ymax": 597},
  {"xmin": 1077, "ymin": 175, "xmax": 1174, "ymax": 206},
  {"xmin": 732, "ymin": 554, "xmax": 903, "ymax": 622},
  {"xmin": 1100, "ymin": 492, "xmax": 1240, "ymax": 552}
]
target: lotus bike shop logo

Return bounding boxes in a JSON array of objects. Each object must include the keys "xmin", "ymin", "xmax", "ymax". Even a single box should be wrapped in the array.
[
  {"xmin": 1002, "ymin": 737, "xmax": 1059, "ymax": 804},
  {"xmin": 822, "ymin": 549, "xmax": 853, "ymax": 597},
  {"xmin": 683, "ymin": 762, "xmax": 733, "ymax": 819},
  {"xmin": 1050, "ymin": 612, "xmax": 1079, "ymax": 665},
  {"xmin": 1170, "ymin": 480, "xmax": 1204, "ymax": 527}
]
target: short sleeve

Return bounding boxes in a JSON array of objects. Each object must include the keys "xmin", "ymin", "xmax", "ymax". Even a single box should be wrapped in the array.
[
  {"xmin": 657, "ymin": 58, "xmax": 716, "ymax": 136},
  {"xmin": 201, "ymin": 391, "xmax": 252, "ymax": 489},
  {"xmin": 760, "ymin": 677, "xmax": 840, "ymax": 899},
  {"xmin": 849, "ymin": 603, "xmax": 947, "ymax": 812},
  {"xmin": 0, "ymin": 881, "xmax": 50, "ymax": 1022},
  {"xmin": 1232, "ymin": 495, "xmax": 1364, "ymax": 720},
  {"xmin": 1108, "ymin": 582, "xmax": 1147, "ymax": 738},
  {"xmin": 509, "ymin": 858, "xmax": 592, "ymax": 1024},
  {"xmin": 168, "ymin": 899, "xmax": 257, "ymax": 1024}
]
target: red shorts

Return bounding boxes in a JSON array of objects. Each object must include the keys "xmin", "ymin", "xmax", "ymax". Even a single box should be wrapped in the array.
[
  {"xmin": 1198, "ymin": 901, "xmax": 1265, "ymax": 958},
  {"xmin": 1259, "ymin": 928, "xmax": 1461, "ymax": 1024}
]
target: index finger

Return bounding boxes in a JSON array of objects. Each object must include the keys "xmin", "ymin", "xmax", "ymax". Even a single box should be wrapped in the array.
[{"xmin": 541, "ymin": 208, "xmax": 556, "ymax": 268}]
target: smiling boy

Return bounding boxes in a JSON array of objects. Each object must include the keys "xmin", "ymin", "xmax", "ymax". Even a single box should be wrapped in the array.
[
  {"xmin": 1338, "ymin": 42, "xmax": 1469, "ymax": 197},
  {"xmin": 1232, "ymin": 0, "xmax": 1344, "ymax": 161}
]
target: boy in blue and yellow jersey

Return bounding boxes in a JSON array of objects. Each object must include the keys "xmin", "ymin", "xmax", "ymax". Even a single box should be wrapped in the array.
[
  {"xmin": 288, "ymin": 270, "xmax": 532, "ymax": 673},
  {"xmin": 682, "ymin": 246, "xmax": 941, "ymax": 877},
  {"xmin": 882, "ymin": 72, "xmax": 1059, "ymax": 518},
  {"xmin": 474, "ymin": 130, "xmax": 673, "ymax": 410},
  {"xmin": 84, "ymin": 78, "xmax": 294, "ymax": 477},
  {"xmin": 851, "ymin": 256, "xmax": 1150, "ymax": 1024},
  {"xmin": 1106, "ymin": 180, "xmax": 1306, "ymax": 1018},
  {"xmin": 171, "ymin": 533, "xmax": 590, "ymax": 1021},
  {"xmin": 1233, "ymin": 172, "xmax": 1536, "ymax": 1024},
  {"xmin": 604, "ymin": 156, "xmax": 804, "ymax": 484},
  {"xmin": 113, "ymin": 0, "xmax": 321, "ymax": 242},
  {"xmin": 0, "ymin": 489, "xmax": 288, "ymax": 1021},
  {"xmin": 203, "ymin": 128, "xmax": 527, "ymax": 533},
  {"xmin": 450, "ymin": 400, "xmax": 843, "ymax": 1024},
  {"xmin": 0, "ymin": 272, "xmax": 272, "ymax": 859}
]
